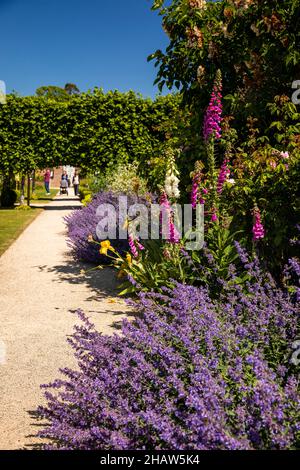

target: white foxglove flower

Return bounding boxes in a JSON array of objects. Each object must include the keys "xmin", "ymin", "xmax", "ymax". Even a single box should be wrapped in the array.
[
  {"xmin": 164, "ymin": 148, "xmax": 181, "ymax": 199},
  {"xmin": 165, "ymin": 175, "xmax": 180, "ymax": 199}
]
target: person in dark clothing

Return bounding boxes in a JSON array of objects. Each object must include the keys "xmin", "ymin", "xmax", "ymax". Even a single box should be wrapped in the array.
[
  {"xmin": 44, "ymin": 169, "xmax": 51, "ymax": 194},
  {"xmin": 61, "ymin": 170, "xmax": 68, "ymax": 182}
]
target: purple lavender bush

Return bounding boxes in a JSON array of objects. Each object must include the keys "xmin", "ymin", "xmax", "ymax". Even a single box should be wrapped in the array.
[
  {"xmin": 65, "ymin": 191, "xmax": 152, "ymax": 264},
  {"xmin": 37, "ymin": 258, "xmax": 300, "ymax": 450}
]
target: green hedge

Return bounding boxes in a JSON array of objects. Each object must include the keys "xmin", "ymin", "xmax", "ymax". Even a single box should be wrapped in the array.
[{"xmin": 0, "ymin": 90, "xmax": 184, "ymax": 176}]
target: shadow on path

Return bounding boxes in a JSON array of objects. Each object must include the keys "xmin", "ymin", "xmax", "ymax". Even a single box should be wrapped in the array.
[
  {"xmin": 43, "ymin": 205, "xmax": 81, "ymax": 211},
  {"xmin": 36, "ymin": 258, "xmax": 118, "ymax": 299},
  {"xmin": 36, "ymin": 260, "xmax": 138, "ymax": 328},
  {"xmin": 54, "ymin": 197, "xmax": 79, "ymax": 202},
  {"xmin": 23, "ymin": 411, "xmax": 48, "ymax": 451}
]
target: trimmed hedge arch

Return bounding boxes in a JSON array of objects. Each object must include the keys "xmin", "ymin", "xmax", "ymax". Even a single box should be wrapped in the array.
[{"xmin": 0, "ymin": 89, "xmax": 183, "ymax": 175}]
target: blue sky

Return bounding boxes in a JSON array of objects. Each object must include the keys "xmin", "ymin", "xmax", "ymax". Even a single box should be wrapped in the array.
[{"xmin": 0, "ymin": 0, "xmax": 169, "ymax": 98}]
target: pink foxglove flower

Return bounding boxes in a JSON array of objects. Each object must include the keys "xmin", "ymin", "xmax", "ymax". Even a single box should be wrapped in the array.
[
  {"xmin": 211, "ymin": 209, "xmax": 218, "ymax": 223},
  {"xmin": 159, "ymin": 192, "xmax": 180, "ymax": 243},
  {"xmin": 159, "ymin": 192, "xmax": 171, "ymax": 240},
  {"xmin": 217, "ymin": 158, "xmax": 230, "ymax": 193},
  {"xmin": 252, "ymin": 208, "xmax": 265, "ymax": 241},
  {"xmin": 191, "ymin": 175, "xmax": 201, "ymax": 208},
  {"xmin": 159, "ymin": 192, "xmax": 171, "ymax": 227},
  {"xmin": 137, "ymin": 239, "xmax": 145, "ymax": 251},
  {"xmin": 203, "ymin": 70, "xmax": 223, "ymax": 141},
  {"xmin": 128, "ymin": 234, "xmax": 138, "ymax": 258},
  {"xmin": 169, "ymin": 218, "xmax": 180, "ymax": 244},
  {"xmin": 192, "ymin": 175, "xmax": 209, "ymax": 207},
  {"xmin": 200, "ymin": 187, "xmax": 209, "ymax": 205}
]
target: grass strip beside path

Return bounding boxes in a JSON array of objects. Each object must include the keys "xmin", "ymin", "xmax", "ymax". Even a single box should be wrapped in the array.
[
  {"xmin": 25, "ymin": 187, "xmax": 58, "ymax": 204},
  {"xmin": 0, "ymin": 208, "xmax": 42, "ymax": 256}
]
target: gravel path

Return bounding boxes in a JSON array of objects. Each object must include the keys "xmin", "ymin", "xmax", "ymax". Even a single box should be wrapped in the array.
[{"xmin": 0, "ymin": 195, "xmax": 132, "ymax": 449}]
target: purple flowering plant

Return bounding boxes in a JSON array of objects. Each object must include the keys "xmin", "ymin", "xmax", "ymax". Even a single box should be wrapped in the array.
[
  {"xmin": 65, "ymin": 191, "xmax": 152, "ymax": 264},
  {"xmin": 37, "ymin": 252, "xmax": 300, "ymax": 450},
  {"xmin": 283, "ymin": 228, "xmax": 300, "ymax": 302},
  {"xmin": 203, "ymin": 69, "xmax": 222, "ymax": 142}
]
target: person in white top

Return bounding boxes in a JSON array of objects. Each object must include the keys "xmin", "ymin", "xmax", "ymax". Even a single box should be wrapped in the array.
[{"xmin": 72, "ymin": 171, "xmax": 80, "ymax": 196}]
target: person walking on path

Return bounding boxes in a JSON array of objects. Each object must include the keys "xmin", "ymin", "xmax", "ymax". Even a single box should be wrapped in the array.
[
  {"xmin": 72, "ymin": 171, "xmax": 80, "ymax": 196},
  {"xmin": 44, "ymin": 169, "xmax": 51, "ymax": 195},
  {"xmin": 61, "ymin": 170, "xmax": 68, "ymax": 183},
  {"xmin": 60, "ymin": 171, "xmax": 69, "ymax": 196}
]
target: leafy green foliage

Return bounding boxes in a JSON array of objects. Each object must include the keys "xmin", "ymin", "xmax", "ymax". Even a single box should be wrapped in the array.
[
  {"xmin": 0, "ymin": 90, "xmax": 184, "ymax": 177},
  {"xmin": 150, "ymin": 0, "xmax": 300, "ymax": 140},
  {"xmin": 117, "ymin": 241, "xmax": 193, "ymax": 295},
  {"xmin": 0, "ymin": 188, "xmax": 17, "ymax": 207},
  {"xmin": 102, "ymin": 162, "xmax": 149, "ymax": 196},
  {"xmin": 104, "ymin": 222, "xmax": 246, "ymax": 297},
  {"xmin": 36, "ymin": 85, "xmax": 71, "ymax": 101},
  {"xmin": 149, "ymin": 0, "xmax": 300, "ymax": 275}
]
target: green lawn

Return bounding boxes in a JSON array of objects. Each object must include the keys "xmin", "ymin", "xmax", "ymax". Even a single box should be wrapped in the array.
[
  {"xmin": 25, "ymin": 187, "xmax": 58, "ymax": 204},
  {"xmin": 0, "ymin": 208, "xmax": 42, "ymax": 256}
]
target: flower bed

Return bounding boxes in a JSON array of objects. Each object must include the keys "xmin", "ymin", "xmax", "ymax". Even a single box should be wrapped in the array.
[
  {"xmin": 65, "ymin": 191, "xmax": 153, "ymax": 264},
  {"xmin": 37, "ymin": 256, "xmax": 300, "ymax": 450}
]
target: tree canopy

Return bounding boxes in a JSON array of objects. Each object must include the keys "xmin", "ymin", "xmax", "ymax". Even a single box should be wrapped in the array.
[{"xmin": 150, "ymin": 0, "xmax": 300, "ymax": 139}]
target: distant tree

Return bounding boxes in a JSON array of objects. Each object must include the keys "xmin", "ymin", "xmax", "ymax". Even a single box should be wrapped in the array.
[
  {"xmin": 36, "ymin": 85, "xmax": 70, "ymax": 101},
  {"xmin": 64, "ymin": 83, "xmax": 80, "ymax": 95}
]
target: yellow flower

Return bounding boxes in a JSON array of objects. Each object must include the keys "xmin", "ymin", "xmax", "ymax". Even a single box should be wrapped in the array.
[
  {"xmin": 126, "ymin": 253, "xmax": 132, "ymax": 265},
  {"xmin": 101, "ymin": 240, "xmax": 111, "ymax": 248},
  {"xmin": 99, "ymin": 240, "xmax": 112, "ymax": 256}
]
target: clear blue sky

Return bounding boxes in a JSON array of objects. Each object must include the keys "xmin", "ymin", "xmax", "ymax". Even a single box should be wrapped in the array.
[{"xmin": 0, "ymin": 0, "xmax": 169, "ymax": 98}]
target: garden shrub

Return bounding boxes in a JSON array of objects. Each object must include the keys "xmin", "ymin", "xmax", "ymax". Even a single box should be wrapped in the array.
[
  {"xmin": 103, "ymin": 162, "xmax": 149, "ymax": 196},
  {"xmin": 37, "ymin": 256, "xmax": 300, "ymax": 450},
  {"xmin": 65, "ymin": 191, "xmax": 153, "ymax": 264},
  {"xmin": 81, "ymin": 194, "xmax": 92, "ymax": 207},
  {"xmin": 83, "ymin": 163, "xmax": 150, "ymax": 197},
  {"xmin": 78, "ymin": 188, "xmax": 92, "ymax": 202},
  {"xmin": 15, "ymin": 204, "xmax": 32, "ymax": 211},
  {"xmin": 0, "ymin": 188, "xmax": 18, "ymax": 207}
]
